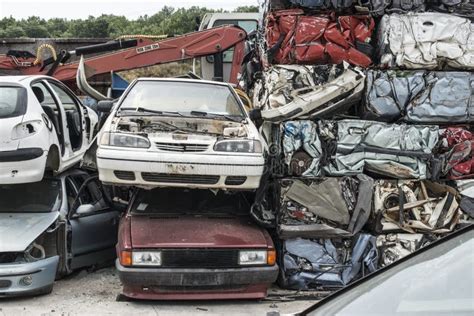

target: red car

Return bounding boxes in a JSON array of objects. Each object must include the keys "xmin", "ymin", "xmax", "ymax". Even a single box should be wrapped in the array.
[{"xmin": 116, "ymin": 188, "xmax": 278, "ymax": 300}]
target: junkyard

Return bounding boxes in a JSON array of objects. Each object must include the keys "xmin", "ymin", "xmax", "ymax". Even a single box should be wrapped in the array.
[{"xmin": 0, "ymin": 0, "xmax": 473, "ymax": 315}]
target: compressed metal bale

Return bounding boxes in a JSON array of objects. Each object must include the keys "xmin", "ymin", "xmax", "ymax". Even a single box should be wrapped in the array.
[{"xmin": 378, "ymin": 13, "xmax": 474, "ymax": 70}]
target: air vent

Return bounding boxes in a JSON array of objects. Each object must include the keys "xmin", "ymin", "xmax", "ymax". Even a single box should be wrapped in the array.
[
  {"xmin": 114, "ymin": 170, "xmax": 136, "ymax": 181},
  {"xmin": 225, "ymin": 176, "xmax": 247, "ymax": 185},
  {"xmin": 141, "ymin": 173, "xmax": 220, "ymax": 185}
]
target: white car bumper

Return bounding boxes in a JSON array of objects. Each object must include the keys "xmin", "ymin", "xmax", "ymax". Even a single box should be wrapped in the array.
[
  {"xmin": 97, "ymin": 147, "xmax": 265, "ymax": 189},
  {"xmin": 0, "ymin": 148, "xmax": 47, "ymax": 184}
]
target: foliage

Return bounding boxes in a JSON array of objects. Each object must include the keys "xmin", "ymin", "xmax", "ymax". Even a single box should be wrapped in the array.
[{"xmin": 0, "ymin": 5, "xmax": 259, "ymax": 38}]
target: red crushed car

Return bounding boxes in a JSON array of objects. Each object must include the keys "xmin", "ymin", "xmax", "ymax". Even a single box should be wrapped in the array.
[
  {"xmin": 116, "ymin": 188, "xmax": 278, "ymax": 300},
  {"xmin": 266, "ymin": 9, "xmax": 374, "ymax": 66}
]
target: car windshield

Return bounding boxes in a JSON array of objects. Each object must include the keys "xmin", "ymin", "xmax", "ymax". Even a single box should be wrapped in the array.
[
  {"xmin": 119, "ymin": 81, "xmax": 244, "ymax": 117},
  {"xmin": 0, "ymin": 179, "xmax": 62, "ymax": 213},
  {"xmin": 0, "ymin": 86, "xmax": 27, "ymax": 118},
  {"xmin": 131, "ymin": 188, "xmax": 252, "ymax": 215},
  {"xmin": 306, "ymin": 227, "xmax": 474, "ymax": 316}
]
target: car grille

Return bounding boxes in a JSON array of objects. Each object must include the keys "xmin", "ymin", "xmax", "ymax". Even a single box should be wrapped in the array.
[
  {"xmin": 0, "ymin": 253, "xmax": 17, "ymax": 264},
  {"xmin": 161, "ymin": 249, "xmax": 239, "ymax": 268},
  {"xmin": 114, "ymin": 170, "xmax": 136, "ymax": 181},
  {"xmin": 0, "ymin": 280, "xmax": 12, "ymax": 289},
  {"xmin": 141, "ymin": 173, "xmax": 220, "ymax": 185},
  {"xmin": 155, "ymin": 142, "xmax": 209, "ymax": 152}
]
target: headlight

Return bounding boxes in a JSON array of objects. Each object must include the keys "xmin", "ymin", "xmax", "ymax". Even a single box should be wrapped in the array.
[
  {"xmin": 100, "ymin": 132, "xmax": 150, "ymax": 148},
  {"xmin": 11, "ymin": 120, "xmax": 43, "ymax": 140},
  {"xmin": 214, "ymin": 140, "xmax": 262, "ymax": 153},
  {"xmin": 239, "ymin": 250, "xmax": 267, "ymax": 265},
  {"xmin": 132, "ymin": 251, "xmax": 162, "ymax": 266}
]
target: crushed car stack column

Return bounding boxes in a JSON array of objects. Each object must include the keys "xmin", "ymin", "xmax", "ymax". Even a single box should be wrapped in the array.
[{"xmin": 241, "ymin": 0, "xmax": 474, "ymax": 292}]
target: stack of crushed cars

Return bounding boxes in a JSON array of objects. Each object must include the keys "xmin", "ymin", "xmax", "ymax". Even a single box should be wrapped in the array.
[{"xmin": 242, "ymin": 0, "xmax": 474, "ymax": 292}]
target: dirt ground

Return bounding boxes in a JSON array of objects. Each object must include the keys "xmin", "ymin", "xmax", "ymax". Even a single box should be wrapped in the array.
[{"xmin": 0, "ymin": 267, "xmax": 318, "ymax": 316}]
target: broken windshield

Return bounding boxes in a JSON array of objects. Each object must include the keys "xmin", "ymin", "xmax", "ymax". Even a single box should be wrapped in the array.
[
  {"xmin": 0, "ymin": 179, "xmax": 62, "ymax": 213},
  {"xmin": 119, "ymin": 81, "xmax": 245, "ymax": 118}
]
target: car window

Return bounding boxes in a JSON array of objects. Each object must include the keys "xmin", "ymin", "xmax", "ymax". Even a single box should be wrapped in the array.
[
  {"xmin": 306, "ymin": 228, "xmax": 474, "ymax": 316},
  {"xmin": 0, "ymin": 86, "xmax": 27, "ymax": 118},
  {"xmin": 31, "ymin": 82, "xmax": 58, "ymax": 109},
  {"xmin": 206, "ymin": 19, "xmax": 257, "ymax": 63},
  {"xmin": 0, "ymin": 179, "xmax": 62, "ymax": 213},
  {"xmin": 120, "ymin": 81, "xmax": 244, "ymax": 116},
  {"xmin": 68, "ymin": 175, "xmax": 103, "ymax": 210},
  {"xmin": 48, "ymin": 82, "xmax": 81, "ymax": 111},
  {"xmin": 131, "ymin": 188, "xmax": 252, "ymax": 215}
]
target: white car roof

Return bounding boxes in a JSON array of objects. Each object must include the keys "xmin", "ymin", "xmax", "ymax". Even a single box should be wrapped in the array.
[{"xmin": 0, "ymin": 75, "xmax": 55, "ymax": 85}]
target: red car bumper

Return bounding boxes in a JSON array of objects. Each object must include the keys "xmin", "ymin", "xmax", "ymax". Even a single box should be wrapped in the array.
[{"xmin": 116, "ymin": 260, "xmax": 278, "ymax": 300}]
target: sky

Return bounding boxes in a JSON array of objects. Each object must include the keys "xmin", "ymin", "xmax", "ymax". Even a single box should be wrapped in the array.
[{"xmin": 0, "ymin": 0, "xmax": 260, "ymax": 19}]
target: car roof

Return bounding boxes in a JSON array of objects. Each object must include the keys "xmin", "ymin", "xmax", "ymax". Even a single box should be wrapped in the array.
[
  {"xmin": 0, "ymin": 75, "xmax": 55, "ymax": 84},
  {"xmin": 134, "ymin": 77, "xmax": 232, "ymax": 87}
]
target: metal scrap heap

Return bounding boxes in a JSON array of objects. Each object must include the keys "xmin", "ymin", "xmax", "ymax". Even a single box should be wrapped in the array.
[{"xmin": 243, "ymin": 0, "xmax": 474, "ymax": 291}]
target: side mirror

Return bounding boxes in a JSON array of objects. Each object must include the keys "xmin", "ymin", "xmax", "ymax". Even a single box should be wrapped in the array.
[
  {"xmin": 97, "ymin": 100, "xmax": 115, "ymax": 113},
  {"xmin": 76, "ymin": 204, "xmax": 95, "ymax": 216}
]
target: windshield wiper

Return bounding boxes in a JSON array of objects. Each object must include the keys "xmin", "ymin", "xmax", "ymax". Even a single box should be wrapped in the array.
[
  {"xmin": 119, "ymin": 107, "xmax": 186, "ymax": 117},
  {"xmin": 190, "ymin": 111, "xmax": 243, "ymax": 122}
]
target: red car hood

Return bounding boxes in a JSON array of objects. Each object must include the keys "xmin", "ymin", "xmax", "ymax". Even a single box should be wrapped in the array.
[{"xmin": 130, "ymin": 216, "xmax": 269, "ymax": 249}]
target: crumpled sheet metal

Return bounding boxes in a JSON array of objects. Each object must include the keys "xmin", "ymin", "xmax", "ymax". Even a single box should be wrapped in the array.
[
  {"xmin": 282, "ymin": 234, "xmax": 378, "ymax": 290},
  {"xmin": 253, "ymin": 64, "xmax": 365, "ymax": 122},
  {"xmin": 373, "ymin": 180, "xmax": 462, "ymax": 234},
  {"xmin": 378, "ymin": 13, "xmax": 474, "ymax": 70},
  {"xmin": 376, "ymin": 233, "xmax": 428, "ymax": 267},
  {"xmin": 323, "ymin": 120, "xmax": 439, "ymax": 179},
  {"xmin": 457, "ymin": 180, "xmax": 474, "ymax": 217},
  {"xmin": 266, "ymin": 10, "xmax": 374, "ymax": 67},
  {"xmin": 440, "ymin": 128, "xmax": 474, "ymax": 180},
  {"xmin": 278, "ymin": 175, "xmax": 374, "ymax": 238},
  {"xmin": 282, "ymin": 120, "xmax": 323, "ymax": 177},
  {"xmin": 288, "ymin": 0, "xmax": 354, "ymax": 10},
  {"xmin": 363, "ymin": 70, "xmax": 474, "ymax": 123}
]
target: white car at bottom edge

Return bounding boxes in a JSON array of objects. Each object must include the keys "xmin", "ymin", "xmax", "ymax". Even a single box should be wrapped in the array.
[
  {"xmin": 94, "ymin": 78, "xmax": 265, "ymax": 189},
  {"xmin": 0, "ymin": 76, "xmax": 98, "ymax": 184}
]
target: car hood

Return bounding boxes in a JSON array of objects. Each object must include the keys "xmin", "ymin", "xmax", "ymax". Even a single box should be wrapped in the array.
[
  {"xmin": 130, "ymin": 216, "xmax": 269, "ymax": 249},
  {"xmin": 0, "ymin": 212, "xmax": 59, "ymax": 252}
]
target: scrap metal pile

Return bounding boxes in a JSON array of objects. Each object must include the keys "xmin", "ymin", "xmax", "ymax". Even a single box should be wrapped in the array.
[{"xmin": 242, "ymin": 0, "xmax": 474, "ymax": 291}]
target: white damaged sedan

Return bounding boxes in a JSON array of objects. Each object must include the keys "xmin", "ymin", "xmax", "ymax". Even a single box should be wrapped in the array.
[{"xmin": 95, "ymin": 78, "xmax": 265, "ymax": 189}]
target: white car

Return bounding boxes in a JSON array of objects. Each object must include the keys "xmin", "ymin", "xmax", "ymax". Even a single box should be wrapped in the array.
[
  {"xmin": 95, "ymin": 78, "xmax": 265, "ymax": 189},
  {"xmin": 0, "ymin": 76, "xmax": 98, "ymax": 184}
]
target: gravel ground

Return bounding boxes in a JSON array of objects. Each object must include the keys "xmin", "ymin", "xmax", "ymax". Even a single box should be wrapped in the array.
[{"xmin": 0, "ymin": 267, "xmax": 317, "ymax": 316}]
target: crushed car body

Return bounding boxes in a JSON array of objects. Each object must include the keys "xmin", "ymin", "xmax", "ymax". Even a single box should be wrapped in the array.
[
  {"xmin": 0, "ymin": 76, "xmax": 98, "ymax": 184},
  {"xmin": 252, "ymin": 64, "xmax": 365, "ymax": 122},
  {"xmin": 280, "ymin": 120, "xmax": 439, "ymax": 179},
  {"xmin": 378, "ymin": 12, "xmax": 474, "ymax": 70},
  {"xmin": 265, "ymin": 10, "xmax": 375, "ymax": 66},
  {"xmin": 363, "ymin": 70, "xmax": 474, "ymax": 123},
  {"xmin": 96, "ymin": 78, "xmax": 265, "ymax": 190},
  {"xmin": 373, "ymin": 180, "xmax": 462, "ymax": 234},
  {"xmin": 277, "ymin": 175, "xmax": 374, "ymax": 238},
  {"xmin": 280, "ymin": 234, "xmax": 378, "ymax": 290}
]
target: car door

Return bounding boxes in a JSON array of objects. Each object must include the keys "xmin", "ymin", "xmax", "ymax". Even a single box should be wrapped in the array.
[
  {"xmin": 66, "ymin": 174, "xmax": 120, "ymax": 270},
  {"xmin": 46, "ymin": 80, "xmax": 85, "ymax": 154}
]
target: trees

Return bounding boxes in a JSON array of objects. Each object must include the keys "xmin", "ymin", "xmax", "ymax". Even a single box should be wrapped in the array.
[{"xmin": 0, "ymin": 6, "xmax": 259, "ymax": 39}]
